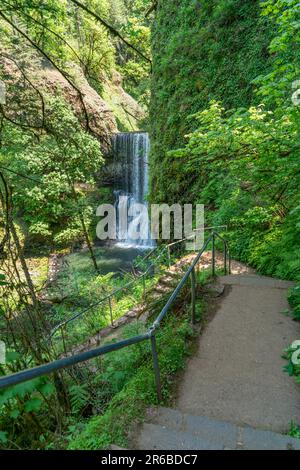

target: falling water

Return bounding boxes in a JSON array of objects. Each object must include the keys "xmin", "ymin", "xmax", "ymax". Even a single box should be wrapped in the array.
[{"xmin": 112, "ymin": 132, "xmax": 154, "ymax": 248}]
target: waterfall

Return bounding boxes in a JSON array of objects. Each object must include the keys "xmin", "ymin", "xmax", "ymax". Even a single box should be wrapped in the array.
[{"xmin": 112, "ymin": 132, "xmax": 154, "ymax": 248}]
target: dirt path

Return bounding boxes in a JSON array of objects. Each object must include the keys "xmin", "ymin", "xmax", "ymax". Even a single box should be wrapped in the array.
[{"xmin": 177, "ymin": 274, "xmax": 300, "ymax": 433}]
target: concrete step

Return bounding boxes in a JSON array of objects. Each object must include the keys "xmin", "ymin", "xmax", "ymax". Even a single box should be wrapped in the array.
[
  {"xmin": 136, "ymin": 422, "xmax": 224, "ymax": 450},
  {"xmin": 135, "ymin": 407, "xmax": 300, "ymax": 450},
  {"xmin": 146, "ymin": 407, "xmax": 238, "ymax": 448}
]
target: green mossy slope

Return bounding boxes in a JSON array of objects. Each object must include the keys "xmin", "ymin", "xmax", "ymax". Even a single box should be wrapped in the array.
[{"xmin": 150, "ymin": 0, "xmax": 273, "ymax": 203}]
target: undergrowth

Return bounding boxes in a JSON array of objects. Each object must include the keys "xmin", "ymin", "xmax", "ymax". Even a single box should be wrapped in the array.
[
  {"xmin": 67, "ymin": 315, "xmax": 195, "ymax": 449},
  {"xmin": 66, "ymin": 270, "xmax": 209, "ymax": 449}
]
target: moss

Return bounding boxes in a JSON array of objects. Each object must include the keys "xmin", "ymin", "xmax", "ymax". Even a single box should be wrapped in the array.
[
  {"xmin": 150, "ymin": 0, "xmax": 274, "ymax": 204},
  {"xmin": 102, "ymin": 78, "xmax": 141, "ymax": 132}
]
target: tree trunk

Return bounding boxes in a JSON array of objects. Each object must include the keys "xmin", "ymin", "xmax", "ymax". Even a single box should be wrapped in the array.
[
  {"xmin": 9, "ymin": 221, "xmax": 38, "ymax": 305},
  {"xmin": 70, "ymin": 183, "xmax": 99, "ymax": 271}
]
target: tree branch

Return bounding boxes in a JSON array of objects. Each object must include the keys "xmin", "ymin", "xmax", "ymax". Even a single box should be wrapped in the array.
[
  {"xmin": 145, "ymin": 1, "xmax": 158, "ymax": 18},
  {"xmin": 0, "ymin": 10, "xmax": 92, "ymax": 133},
  {"xmin": 70, "ymin": 0, "xmax": 152, "ymax": 67},
  {"xmin": 1, "ymin": 0, "xmax": 84, "ymax": 68}
]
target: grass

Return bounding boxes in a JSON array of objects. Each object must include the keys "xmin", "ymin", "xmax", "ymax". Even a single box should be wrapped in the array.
[
  {"xmin": 25, "ymin": 255, "xmax": 50, "ymax": 291},
  {"xmin": 288, "ymin": 422, "xmax": 300, "ymax": 439}
]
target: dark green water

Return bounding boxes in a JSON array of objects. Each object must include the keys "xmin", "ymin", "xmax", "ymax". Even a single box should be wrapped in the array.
[
  {"xmin": 94, "ymin": 245, "xmax": 147, "ymax": 274},
  {"xmin": 65, "ymin": 245, "xmax": 148, "ymax": 277}
]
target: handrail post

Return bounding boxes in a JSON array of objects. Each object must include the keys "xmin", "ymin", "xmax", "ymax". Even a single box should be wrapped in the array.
[
  {"xmin": 212, "ymin": 231, "xmax": 216, "ymax": 277},
  {"xmin": 167, "ymin": 246, "xmax": 171, "ymax": 267},
  {"xmin": 224, "ymin": 243, "xmax": 227, "ymax": 275},
  {"xmin": 228, "ymin": 250, "xmax": 232, "ymax": 275},
  {"xmin": 61, "ymin": 325, "xmax": 67, "ymax": 354},
  {"xmin": 108, "ymin": 297, "xmax": 113, "ymax": 326},
  {"xmin": 191, "ymin": 267, "xmax": 196, "ymax": 325},
  {"xmin": 142, "ymin": 273, "xmax": 146, "ymax": 297},
  {"xmin": 150, "ymin": 332, "xmax": 162, "ymax": 402}
]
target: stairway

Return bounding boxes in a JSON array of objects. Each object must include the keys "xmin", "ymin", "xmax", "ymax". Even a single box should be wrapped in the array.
[{"xmin": 135, "ymin": 407, "xmax": 300, "ymax": 450}]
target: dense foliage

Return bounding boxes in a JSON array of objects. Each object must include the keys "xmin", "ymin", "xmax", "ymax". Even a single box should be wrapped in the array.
[
  {"xmin": 0, "ymin": 0, "xmax": 300, "ymax": 451},
  {"xmin": 0, "ymin": 0, "xmax": 153, "ymax": 450},
  {"xmin": 151, "ymin": 1, "xmax": 300, "ymax": 284},
  {"xmin": 150, "ymin": 0, "xmax": 274, "ymax": 202},
  {"xmin": 151, "ymin": 1, "xmax": 300, "ymax": 438}
]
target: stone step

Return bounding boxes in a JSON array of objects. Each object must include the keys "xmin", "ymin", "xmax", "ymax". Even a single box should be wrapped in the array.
[
  {"xmin": 135, "ymin": 407, "xmax": 300, "ymax": 450},
  {"xmin": 136, "ymin": 422, "xmax": 224, "ymax": 450},
  {"xmin": 151, "ymin": 285, "xmax": 173, "ymax": 294},
  {"xmin": 146, "ymin": 407, "xmax": 237, "ymax": 448}
]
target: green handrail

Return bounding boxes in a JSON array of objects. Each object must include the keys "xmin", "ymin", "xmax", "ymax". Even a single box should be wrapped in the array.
[{"xmin": 0, "ymin": 231, "xmax": 229, "ymax": 400}]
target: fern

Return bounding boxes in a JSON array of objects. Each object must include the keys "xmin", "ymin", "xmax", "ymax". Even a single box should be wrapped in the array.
[{"xmin": 69, "ymin": 384, "xmax": 90, "ymax": 414}]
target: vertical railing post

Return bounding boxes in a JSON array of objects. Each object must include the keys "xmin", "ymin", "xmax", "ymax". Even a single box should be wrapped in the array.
[
  {"xmin": 167, "ymin": 246, "xmax": 171, "ymax": 267},
  {"xmin": 212, "ymin": 231, "xmax": 216, "ymax": 277},
  {"xmin": 196, "ymin": 259, "xmax": 200, "ymax": 275},
  {"xmin": 224, "ymin": 242, "xmax": 227, "ymax": 275},
  {"xmin": 191, "ymin": 267, "xmax": 196, "ymax": 325},
  {"xmin": 150, "ymin": 332, "xmax": 162, "ymax": 402},
  {"xmin": 61, "ymin": 325, "xmax": 67, "ymax": 354},
  {"xmin": 108, "ymin": 297, "xmax": 113, "ymax": 326},
  {"xmin": 228, "ymin": 250, "xmax": 232, "ymax": 275},
  {"xmin": 142, "ymin": 273, "xmax": 146, "ymax": 297}
]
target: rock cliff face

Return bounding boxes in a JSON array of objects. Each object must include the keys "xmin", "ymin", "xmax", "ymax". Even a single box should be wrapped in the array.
[
  {"xmin": 0, "ymin": 50, "xmax": 144, "ymax": 152},
  {"xmin": 39, "ymin": 64, "xmax": 145, "ymax": 150},
  {"xmin": 102, "ymin": 70, "xmax": 146, "ymax": 133},
  {"xmin": 39, "ymin": 64, "xmax": 118, "ymax": 150}
]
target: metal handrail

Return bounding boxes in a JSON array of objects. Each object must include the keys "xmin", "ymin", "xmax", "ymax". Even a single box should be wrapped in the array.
[
  {"xmin": 0, "ymin": 231, "xmax": 230, "ymax": 399},
  {"xmin": 48, "ymin": 244, "xmax": 169, "ymax": 338},
  {"xmin": 50, "ymin": 226, "xmax": 228, "ymax": 338},
  {"xmin": 133, "ymin": 225, "xmax": 228, "ymax": 267}
]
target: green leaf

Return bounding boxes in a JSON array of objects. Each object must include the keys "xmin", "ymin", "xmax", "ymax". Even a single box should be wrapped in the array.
[
  {"xmin": 0, "ymin": 431, "xmax": 8, "ymax": 443},
  {"xmin": 39, "ymin": 381, "xmax": 55, "ymax": 396},
  {"xmin": 9, "ymin": 409, "xmax": 20, "ymax": 419},
  {"xmin": 0, "ymin": 387, "xmax": 15, "ymax": 406},
  {"xmin": 283, "ymin": 361, "xmax": 294, "ymax": 376},
  {"xmin": 0, "ymin": 273, "xmax": 8, "ymax": 285},
  {"xmin": 13, "ymin": 380, "xmax": 37, "ymax": 398},
  {"xmin": 24, "ymin": 397, "xmax": 42, "ymax": 412},
  {"xmin": 5, "ymin": 351, "xmax": 20, "ymax": 363}
]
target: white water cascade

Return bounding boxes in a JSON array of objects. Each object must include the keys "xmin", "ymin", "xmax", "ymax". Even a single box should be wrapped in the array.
[{"xmin": 112, "ymin": 132, "xmax": 154, "ymax": 248}]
